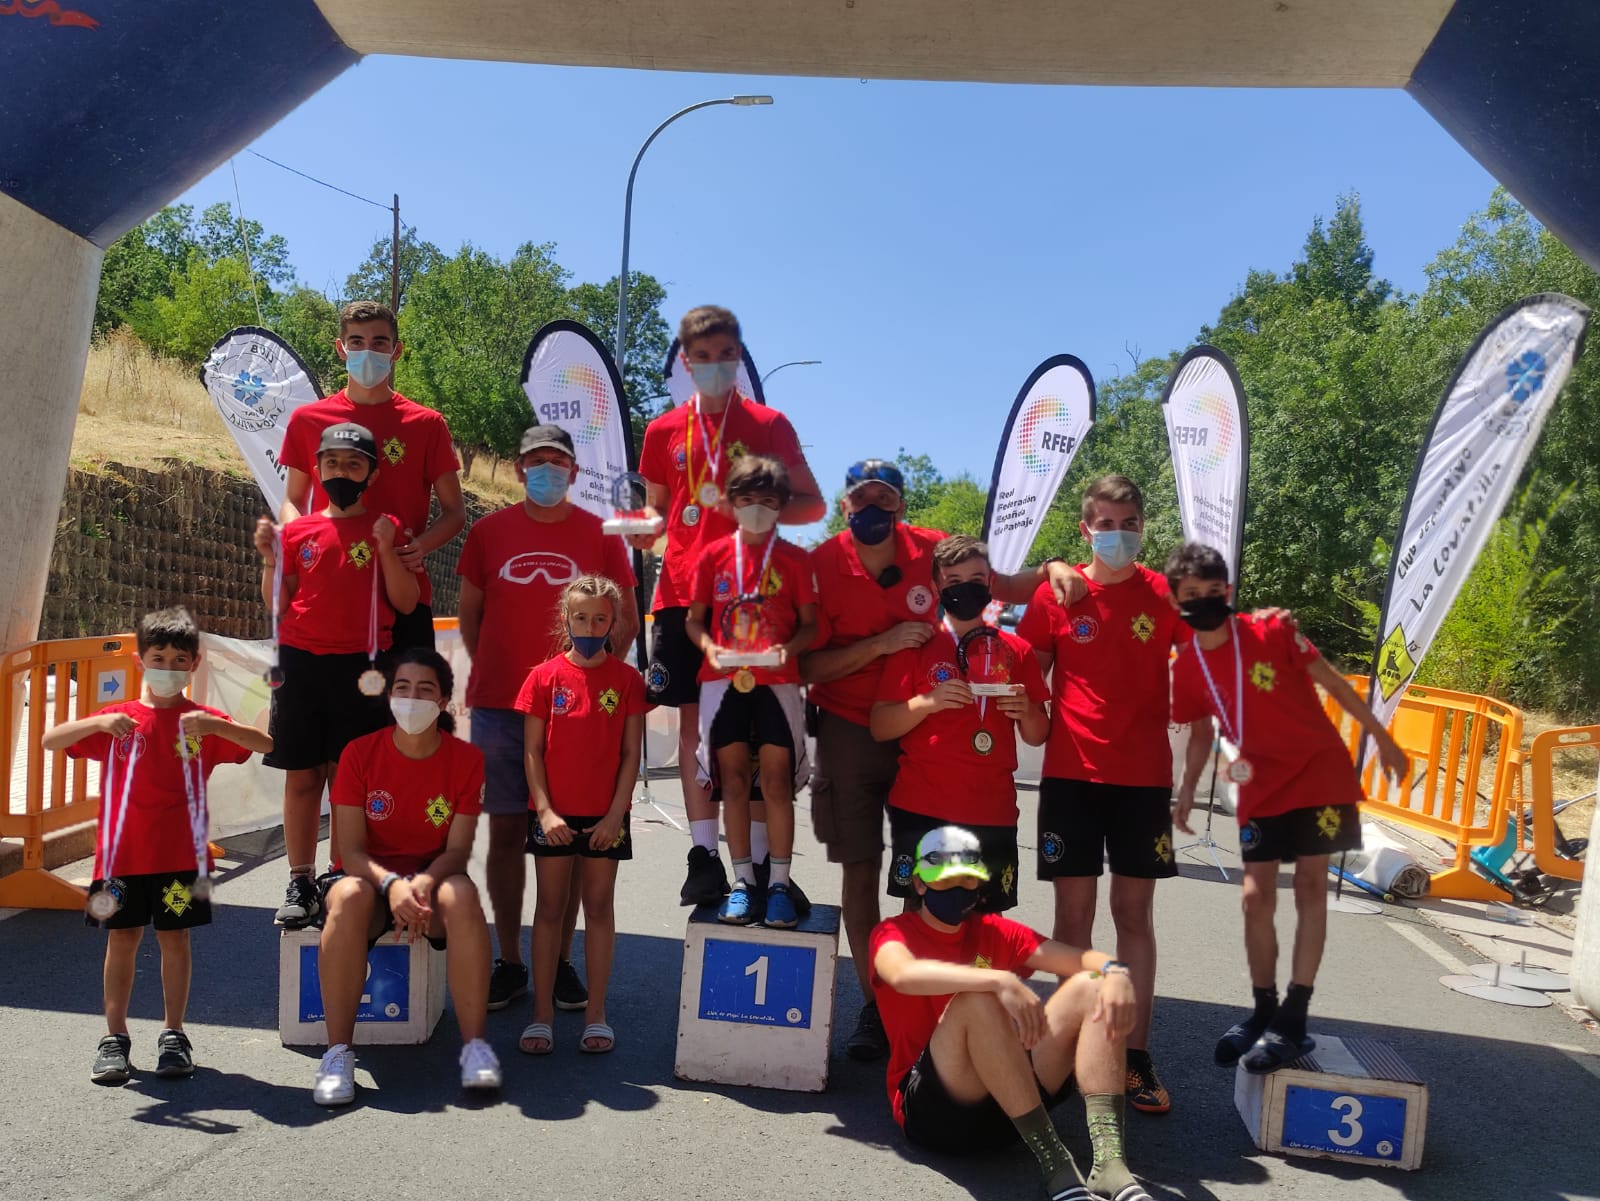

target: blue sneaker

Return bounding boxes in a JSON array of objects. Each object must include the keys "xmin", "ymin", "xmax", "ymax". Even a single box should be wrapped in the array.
[
  {"xmin": 763, "ymin": 884, "xmax": 799, "ymax": 929},
  {"xmin": 718, "ymin": 881, "xmax": 757, "ymax": 925}
]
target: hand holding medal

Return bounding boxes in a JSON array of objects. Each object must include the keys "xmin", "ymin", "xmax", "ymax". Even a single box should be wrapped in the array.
[
  {"xmin": 87, "ymin": 734, "xmax": 140, "ymax": 920},
  {"xmin": 955, "ymin": 623, "xmax": 1019, "ymax": 756},
  {"xmin": 256, "ymin": 518, "xmax": 286, "ymax": 689},
  {"xmin": 603, "ymin": 470, "xmax": 664, "ymax": 537}
]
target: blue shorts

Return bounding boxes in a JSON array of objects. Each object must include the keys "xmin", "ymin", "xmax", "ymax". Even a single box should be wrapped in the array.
[{"xmin": 470, "ymin": 707, "xmax": 530, "ymax": 817}]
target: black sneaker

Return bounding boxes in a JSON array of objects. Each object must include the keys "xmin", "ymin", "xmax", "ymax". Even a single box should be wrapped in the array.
[
  {"xmin": 155, "ymin": 1029, "xmax": 195, "ymax": 1078},
  {"xmin": 274, "ymin": 874, "xmax": 321, "ymax": 929},
  {"xmin": 846, "ymin": 1001, "xmax": 888, "ymax": 1062},
  {"xmin": 554, "ymin": 958, "xmax": 589, "ymax": 1011},
  {"xmin": 680, "ymin": 846, "xmax": 730, "ymax": 907},
  {"xmin": 91, "ymin": 1033, "xmax": 132, "ymax": 1085},
  {"xmin": 487, "ymin": 959, "xmax": 528, "ymax": 1011},
  {"xmin": 753, "ymin": 858, "xmax": 813, "ymax": 917}
]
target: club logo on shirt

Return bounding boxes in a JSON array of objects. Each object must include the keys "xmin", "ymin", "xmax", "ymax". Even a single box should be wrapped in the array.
[
  {"xmin": 971, "ymin": 953, "xmax": 993, "ymax": 970},
  {"xmin": 425, "ymin": 794, "xmax": 453, "ymax": 828},
  {"xmin": 1069, "ymin": 615, "xmax": 1100, "ymax": 644},
  {"xmin": 1316, "ymin": 806, "xmax": 1342, "ymax": 840},
  {"xmin": 905, "ymin": 584, "xmax": 934, "ymax": 614},
  {"xmin": 365, "ymin": 789, "xmax": 395, "ymax": 822},
  {"xmin": 927, "ymin": 660, "xmax": 959, "ymax": 686},
  {"xmin": 726, "ymin": 440, "xmax": 748, "ymax": 461},
  {"xmin": 999, "ymin": 864, "xmax": 1015, "ymax": 897},
  {"xmin": 1250, "ymin": 661, "xmax": 1277, "ymax": 692},
  {"xmin": 1240, "ymin": 820, "xmax": 1261, "ymax": 849},
  {"xmin": 1041, "ymin": 831, "xmax": 1065, "ymax": 863},
  {"xmin": 382, "ymin": 436, "xmax": 406, "ymax": 465},
  {"xmin": 499, "ymin": 552, "xmax": 579, "ymax": 586},
  {"xmin": 672, "ymin": 442, "xmax": 687, "ymax": 472},
  {"xmin": 762, "ymin": 569, "xmax": 783, "ymax": 597},
  {"xmin": 550, "ymin": 685, "xmax": 576, "ymax": 715},
  {"xmin": 598, "ymin": 687, "xmax": 620, "ymax": 715},
  {"xmin": 1153, "ymin": 832, "xmax": 1172, "ymax": 864},
  {"xmin": 892, "ymin": 852, "xmax": 914, "ymax": 886},
  {"xmin": 298, "ymin": 541, "xmax": 322, "ymax": 571},
  {"xmin": 714, "ymin": 573, "xmax": 735, "ymax": 600},
  {"xmin": 1130, "ymin": 612, "xmax": 1156, "ymax": 644},
  {"xmin": 173, "ymin": 731, "xmax": 203, "ymax": 760},
  {"xmin": 348, "ymin": 540, "xmax": 373, "ymax": 569},
  {"xmin": 114, "ymin": 731, "xmax": 147, "ymax": 759},
  {"xmin": 647, "ymin": 662, "xmax": 671, "ymax": 694},
  {"xmin": 161, "ymin": 879, "xmax": 193, "ymax": 915}
]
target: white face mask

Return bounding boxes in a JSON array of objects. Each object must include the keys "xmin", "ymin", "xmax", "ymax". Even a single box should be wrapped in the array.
[
  {"xmin": 733, "ymin": 504, "xmax": 781, "ymax": 535},
  {"xmin": 144, "ymin": 668, "xmax": 189, "ymax": 698},
  {"xmin": 390, "ymin": 697, "xmax": 440, "ymax": 735}
]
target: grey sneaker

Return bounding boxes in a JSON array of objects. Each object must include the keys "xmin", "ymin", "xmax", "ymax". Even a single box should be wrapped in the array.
[
  {"xmin": 155, "ymin": 1028, "xmax": 195, "ymax": 1078},
  {"xmin": 274, "ymin": 874, "xmax": 321, "ymax": 928},
  {"xmin": 91, "ymin": 1033, "xmax": 132, "ymax": 1085}
]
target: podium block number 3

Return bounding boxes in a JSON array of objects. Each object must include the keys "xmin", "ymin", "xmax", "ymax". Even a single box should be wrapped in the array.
[
  {"xmin": 1328, "ymin": 1096, "xmax": 1362, "ymax": 1147},
  {"xmin": 1281, "ymin": 1085, "xmax": 1405, "ymax": 1160},
  {"xmin": 699, "ymin": 940, "xmax": 816, "ymax": 1029}
]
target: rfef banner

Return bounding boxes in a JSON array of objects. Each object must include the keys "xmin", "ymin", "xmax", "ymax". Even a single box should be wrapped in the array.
[
  {"xmin": 1160, "ymin": 346, "xmax": 1251, "ymax": 583},
  {"xmin": 521, "ymin": 320, "xmax": 636, "ymax": 521},
  {"xmin": 199, "ymin": 327, "xmax": 323, "ymax": 513},
  {"xmin": 662, "ymin": 338, "xmax": 766, "ymax": 408},
  {"xmin": 981, "ymin": 355, "xmax": 1096, "ymax": 575},
  {"xmin": 1368, "ymin": 293, "xmax": 1590, "ymax": 728}
]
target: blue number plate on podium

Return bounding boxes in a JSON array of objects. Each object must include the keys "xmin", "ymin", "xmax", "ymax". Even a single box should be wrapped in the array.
[
  {"xmin": 698, "ymin": 939, "xmax": 815, "ymax": 1028},
  {"xmin": 298, "ymin": 945, "xmax": 411, "ymax": 1023},
  {"xmin": 1281, "ymin": 1085, "xmax": 1406, "ymax": 1159}
]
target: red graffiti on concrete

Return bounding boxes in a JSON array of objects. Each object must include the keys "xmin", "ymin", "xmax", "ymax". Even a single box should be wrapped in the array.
[{"xmin": 0, "ymin": 0, "xmax": 99, "ymax": 29}]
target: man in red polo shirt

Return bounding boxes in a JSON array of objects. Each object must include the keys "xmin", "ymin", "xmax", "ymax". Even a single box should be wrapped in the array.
[
  {"xmin": 279, "ymin": 299, "xmax": 466, "ymax": 652},
  {"xmin": 802, "ymin": 459, "xmax": 1080, "ymax": 1061},
  {"xmin": 630, "ymin": 305, "xmax": 824, "ymax": 907}
]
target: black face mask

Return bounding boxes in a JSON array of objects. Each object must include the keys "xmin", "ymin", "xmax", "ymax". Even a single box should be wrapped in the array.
[
  {"xmin": 939, "ymin": 580, "xmax": 992, "ymax": 622},
  {"xmin": 323, "ymin": 474, "xmax": 370, "ymax": 511},
  {"xmin": 1179, "ymin": 593, "xmax": 1234, "ymax": 631},
  {"xmin": 921, "ymin": 884, "xmax": 980, "ymax": 925}
]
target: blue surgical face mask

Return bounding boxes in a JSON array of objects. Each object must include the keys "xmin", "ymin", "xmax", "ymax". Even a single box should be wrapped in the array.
[
  {"xmin": 1091, "ymin": 529, "xmax": 1142, "ymax": 571},
  {"xmin": 847, "ymin": 504, "xmax": 896, "ymax": 546},
  {"xmin": 921, "ymin": 883, "xmax": 980, "ymax": 926},
  {"xmin": 524, "ymin": 463, "xmax": 570, "ymax": 508},
  {"xmin": 570, "ymin": 633, "xmax": 608, "ymax": 659},
  {"xmin": 345, "ymin": 348, "xmax": 392, "ymax": 389},
  {"xmin": 688, "ymin": 360, "xmax": 738, "ymax": 399}
]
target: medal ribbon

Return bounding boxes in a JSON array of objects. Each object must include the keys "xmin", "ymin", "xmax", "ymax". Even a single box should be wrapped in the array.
[
  {"xmin": 100, "ymin": 735, "xmax": 140, "ymax": 882},
  {"xmin": 1193, "ymin": 616, "xmax": 1245, "ymax": 755},
  {"xmin": 269, "ymin": 526, "xmax": 284, "ymax": 662},
  {"xmin": 686, "ymin": 392, "xmax": 735, "ymax": 500},
  {"xmin": 732, "ymin": 528, "xmax": 778, "ymax": 601},
  {"xmin": 943, "ymin": 616, "xmax": 990, "ymax": 725},
  {"xmin": 177, "ymin": 717, "xmax": 210, "ymax": 886},
  {"xmin": 367, "ymin": 537, "xmax": 380, "ymax": 669}
]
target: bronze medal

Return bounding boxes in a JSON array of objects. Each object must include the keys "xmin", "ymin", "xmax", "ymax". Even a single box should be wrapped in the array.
[
  {"xmin": 733, "ymin": 668, "xmax": 757, "ymax": 693},
  {"xmin": 972, "ymin": 729, "xmax": 995, "ymax": 756}
]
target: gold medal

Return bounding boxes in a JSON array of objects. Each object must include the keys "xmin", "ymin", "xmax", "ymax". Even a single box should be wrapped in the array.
[
  {"xmin": 698, "ymin": 482, "xmax": 721, "ymax": 507},
  {"xmin": 972, "ymin": 729, "xmax": 995, "ymax": 756},
  {"xmin": 682, "ymin": 504, "xmax": 701, "ymax": 527},
  {"xmin": 358, "ymin": 668, "xmax": 385, "ymax": 697},
  {"xmin": 1227, "ymin": 758, "xmax": 1254, "ymax": 784},
  {"xmin": 733, "ymin": 668, "xmax": 756, "ymax": 693}
]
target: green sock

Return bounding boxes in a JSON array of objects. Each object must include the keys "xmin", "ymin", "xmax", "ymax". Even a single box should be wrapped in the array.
[
  {"xmin": 1084, "ymin": 1093, "xmax": 1139, "ymax": 1197},
  {"xmin": 1011, "ymin": 1104, "xmax": 1081, "ymax": 1193}
]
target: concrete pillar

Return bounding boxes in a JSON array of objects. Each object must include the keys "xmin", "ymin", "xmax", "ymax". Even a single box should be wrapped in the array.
[{"xmin": 0, "ymin": 192, "xmax": 102, "ymax": 652}]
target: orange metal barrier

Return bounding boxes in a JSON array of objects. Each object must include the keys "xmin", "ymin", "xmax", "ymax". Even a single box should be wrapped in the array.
[
  {"xmin": 1525, "ymin": 724, "xmax": 1595, "ymax": 884},
  {"xmin": 0, "ymin": 634, "xmax": 139, "ymax": 910},
  {"xmin": 1324, "ymin": 678, "xmax": 1523, "ymax": 901}
]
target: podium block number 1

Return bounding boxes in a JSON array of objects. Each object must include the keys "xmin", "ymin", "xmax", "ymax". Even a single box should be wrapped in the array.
[{"xmin": 699, "ymin": 940, "xmax": 815, "ymax": 1029}]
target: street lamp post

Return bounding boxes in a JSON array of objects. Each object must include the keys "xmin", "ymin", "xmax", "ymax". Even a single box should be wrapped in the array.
[
  {"xmin": 760, "ymin": 359, "xmax": 821, "ymax": 384},
  {"xmin": 615, "ymin": 95, "xmax": 773, "ymax": 375}
]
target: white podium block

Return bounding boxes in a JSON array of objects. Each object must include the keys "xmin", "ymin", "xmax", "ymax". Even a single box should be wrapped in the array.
[
  {"xmin": 1235, "ymin": 1035, "xmax": 1428, "ymax": 1170},
  {"xmin": 278, "ymin": 928, "xmax": 447, "ymax": 1047},
  {"xmin": 675, "ymin": 903, "xmax": 840, "ymax": 1092}
]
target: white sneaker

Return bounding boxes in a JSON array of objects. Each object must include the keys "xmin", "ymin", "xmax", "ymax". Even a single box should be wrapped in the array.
[
  {"xmin": 459, "ymin": 1038, "xmax": 502, "ymax": 1091},
  {"xmin": 313, "ymin": 1043, "xmax": 356, "ymax": 1106}
]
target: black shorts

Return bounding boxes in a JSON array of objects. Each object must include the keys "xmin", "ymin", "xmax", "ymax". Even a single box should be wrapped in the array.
[
  {"xmin": 1240, "ymin": 804, "xmax": 1363, "ymax": 863},
  {"xmin": 709, "ymin": 683, "xmax": 795, "ymax": 754},
  {"xmin": 899, "ymin": 1044, "xmax": 1073, "ymax": 1154},
  {"xmin": 264, "ymin": 645, "xmax": 393, "ymax": 771},
  {"xmin": 646, "ymin": 607, "xmax": 703, "ymax": 708},
  {"xmin": 1037, "ymin": 778, "xmax": 1178, "ymax": 880},
  {"xmin": 86, "ymin": 872, "xmax": 211, "ymax": 931},
  {"xmin": 886, "ymin": 807, "xmax": 1019, "ymax": 913},
  {"xmin": 527, "ymin": 811, "xmax": 634, "ymax": 860},
  {"xmin": 390, "ymin": 602, "xmax": 435, "ymax": 652}
]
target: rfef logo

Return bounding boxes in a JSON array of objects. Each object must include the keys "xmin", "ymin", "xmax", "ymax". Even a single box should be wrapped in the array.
[
  {"xmin": 1016, "ymin": 395, "xmax": 1072, "ymax": 476},
  {"xmin": 544, "ymin": 364, "xmax": 610, "ymax": 444},
  {"xmin": 1174, "ymin": 391, "xmax": 1235, "ymax": 475}
]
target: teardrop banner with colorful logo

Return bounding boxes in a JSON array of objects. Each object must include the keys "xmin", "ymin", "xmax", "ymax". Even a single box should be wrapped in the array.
[
  {"xmin": 521, "ymin": 320, "xmax": 637, "ymax": 521},
  {"xmin": 1366, "ymin": 293, "xmax": 1590, "ymax": 731},
  {"xmin": 981, "ymin": 355, "xmax": 1096, "ymax": 575},
  {"xmin": 1160, "ymin": 345, "xmax": 1250, "ymax": 584},
  {"xmin": 199, "ymin": 326, "xmax": 323, "ymax": 513},
  {"xmin": 661, "ymin": 338, "xmax": 766, "ymax": 408}
]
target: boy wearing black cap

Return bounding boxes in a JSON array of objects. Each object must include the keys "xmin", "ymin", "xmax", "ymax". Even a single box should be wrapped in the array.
[
  {"xmin": 254, "ymin": 422, "xmax": 420, "ymax": 928},
  {"xmin": 870, "ymin": 825, "xmax": 1152, "ymax": 1201}
]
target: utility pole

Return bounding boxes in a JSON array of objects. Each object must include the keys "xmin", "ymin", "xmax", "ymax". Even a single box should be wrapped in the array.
[{"xmin": 391, "ymin": 194, "xmax": 401, "ymax": 312}]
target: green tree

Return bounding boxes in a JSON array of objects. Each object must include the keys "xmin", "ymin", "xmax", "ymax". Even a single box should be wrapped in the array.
[
  {"xmin": 267, "ymin": 286, "xmax": 342, "ymax": 391},
  {"xmin": 93, "ymin": 205, "xmax": 197, "ymax": 335},
  {"xmin": 343, "ymin": 228, "xmax": 442, "ymax": 311},
  {"xmin": 567, "ymin": 271, "xmax": 672, "ymax": 437},
  {"xmin": 195, "ymin": 201, "xmax": 293, "ymax": 287},
  {"xmin": 134, "ymin": 251, "xmax": 263, "ymax": 365}
]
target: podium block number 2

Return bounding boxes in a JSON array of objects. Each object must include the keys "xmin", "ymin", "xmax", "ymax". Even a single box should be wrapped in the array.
[
  {"xmin": 1281, "ymin": 1086, "xmax": 1406, "ymax": 1160},
  {"xmin": 700, "ymin": 940, "xmax": 816, "ymax": 1029}
]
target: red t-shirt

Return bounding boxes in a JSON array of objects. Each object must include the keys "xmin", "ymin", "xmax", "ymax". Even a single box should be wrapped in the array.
[
  {"xmin": 67, "ymin": 700, "xmax": 254, "ymax": 878},
  {"xmin": 869, "ymin": 911, "xmax": 1044, "ymax": 1125},
  {"xmin": 808, "ymin": 524, "xmax": 946, "ymax": 725},
  {"xmin": 514, "ymin": 654, "xmax": 648, "ymax": 818},
  {"xmin": 456, "ymin": 504, "xmax": 637, "ymax": 710},
  {"xmin": 875, "ymin": 626, "xmax": 1049, "ymax": 827},
  {"xmin": 278, "ymin": 511, "xmax": 405, "ymax": 655},
  {"xmin": 691, "ymin": 533, "xmax": 816, "ymax": 687},
  {"xmin": 331, "ymin": 728, "xmax": 485, "ymax": 876},
  {"xmin": 637, "ymin": 394, "xmax": 809, "ymax": 610},
  {"xmin": 1017, "ymin": 565, "xmax": 1184, "ymax": 787},
  {"xmin": 280, "ymin": 391, "xmax": 460, "ymax": 605},
  {"xmin": 1171, "ymin": 613, "xmax": 1363, "ymax": 823}
]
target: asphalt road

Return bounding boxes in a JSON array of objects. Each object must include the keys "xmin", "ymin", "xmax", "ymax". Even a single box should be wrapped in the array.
[{"xmin": 3, "ymin": 780, "xmax": 1597, "ymax": 1201}]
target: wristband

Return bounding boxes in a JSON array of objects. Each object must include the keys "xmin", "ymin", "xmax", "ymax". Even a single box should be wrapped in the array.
[
  {"xmin": 1102, "ymin": 959, "xmax": 1131, "ymax": 975},
  {"xmin": 380, "ymin": 872, "xmax": 402, "ymax": 899}
]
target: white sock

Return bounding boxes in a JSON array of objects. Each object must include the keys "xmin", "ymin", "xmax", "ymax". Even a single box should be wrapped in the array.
[
  {"xmin": 768, "ymin": 856, "xmax": 792, "ymax": 887},
  {"xmin": 690, "ymin": 819, "xmax": 719, "ymax": 854},
  {"xmin": 750, "ymin": 821, "xmax": 770, "ymax": 864},
  {"xmin": 732, "ymin": 857, "xmax": 756, "ymax": 886}
]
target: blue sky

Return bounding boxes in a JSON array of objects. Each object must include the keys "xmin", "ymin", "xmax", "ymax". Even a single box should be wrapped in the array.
[{"xmin": 173, "ymin": 57, "xmax": 1499, "ymax": 502}]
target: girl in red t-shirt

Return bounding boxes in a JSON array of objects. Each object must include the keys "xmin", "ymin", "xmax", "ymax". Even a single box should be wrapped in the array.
[{"xmin": 516, "ymin": 575, "xmax": 647, "ymax": 1056}]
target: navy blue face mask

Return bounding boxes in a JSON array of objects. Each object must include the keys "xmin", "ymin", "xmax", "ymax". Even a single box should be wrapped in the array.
[
  {"xmin": 921, "ymin": 884, "xmax": 979, "ymax": 925},
  {"xmin": 570, "ymin": 633, "xmax": 608, "ymax": 659},
  {"xmin": 848, "ymin": 504, "xmax": 896, "ymax": 546}
]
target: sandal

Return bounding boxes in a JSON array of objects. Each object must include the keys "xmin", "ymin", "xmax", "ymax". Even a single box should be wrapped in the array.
[
  {"xmin": 517, "ymin": 1022, "xmax": 554, "ymax": 1055},
  {"xmin": 1215, "ymin": 1018, "xmax": 1270, "ymax": 1065},
  {"xmin": 578, "ymin": 1022, "xmax": 615, "ymax": 1054},
  {"xmin": 1240, "ymin": 1029, "xmax": 1315, "ymax": 1074}
]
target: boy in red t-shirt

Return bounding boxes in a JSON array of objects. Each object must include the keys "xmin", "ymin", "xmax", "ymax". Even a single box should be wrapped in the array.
[
  {"xmin": 43, "ymin": 607, "xmax": 271, "ymax": 1085},
  {"xmin": 1167, "ymin": 543, "xmax": 1407, "ymax": 1073},
  {"xmin": 515, "ymin": 575, "xmax": 647, "ymax": 1055},
  {"xmin": 253, "ymin": 421, "xmax": 420, "ymax": 930},
  {"xmin": 870, "ymin": 825, "xmax": 1151, "ymax": 1201},
  {"xmin": 685, "ymin": 455, "xmax": 817, "ymax": 929},
  {"xmin": 871, "ymin": 535, "xmax": 1049, "ymax": 916}
]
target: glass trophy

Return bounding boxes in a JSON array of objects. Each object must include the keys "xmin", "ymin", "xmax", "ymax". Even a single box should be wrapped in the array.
[
  {"xmin": 959, "ymin": 626, "xmax": 1022, "ymax": 697},
  {"xmin": 602, "ymin": 471, "xmax": 663, "ymax": 536},
  {"xmin": 718, "ymin": 597, "xmax": 783, "ymax": 669}
]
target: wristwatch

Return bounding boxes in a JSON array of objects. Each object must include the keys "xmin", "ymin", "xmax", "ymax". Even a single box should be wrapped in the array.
[
  {"xmin": 379, "ymin": 872, "xmax": 402, "ymax": 899},
  {"xmin": 1102, "ymin": 959, "xmax": 1131, "ymax": 975}
]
